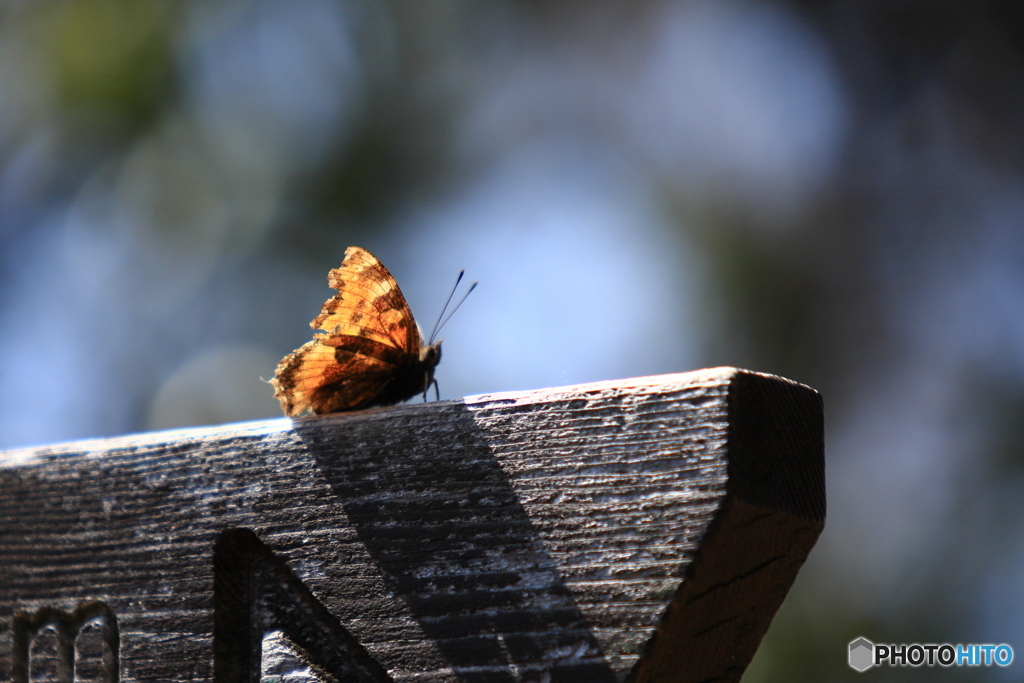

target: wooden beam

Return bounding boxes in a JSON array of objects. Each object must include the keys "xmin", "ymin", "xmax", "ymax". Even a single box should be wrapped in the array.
[{"xmin": 0, "ymin": 367, "xmax": 824, "ymax": 683}]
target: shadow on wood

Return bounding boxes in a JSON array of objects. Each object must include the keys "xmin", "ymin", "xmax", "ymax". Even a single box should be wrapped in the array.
[{"xmin": 295, "ymin": 405, "xmax": 618, "ymax": 682}]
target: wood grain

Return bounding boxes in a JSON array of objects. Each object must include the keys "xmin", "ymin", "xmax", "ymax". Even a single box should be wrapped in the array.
[{"xmin": 0, "ymin": 367, "xmax": 824, "ymax": 683}]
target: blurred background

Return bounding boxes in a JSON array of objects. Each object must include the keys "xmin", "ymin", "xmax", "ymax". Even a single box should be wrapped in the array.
[{"xmin": 1, "ymin": 0, "xmax": 1022, "ymax": 679}]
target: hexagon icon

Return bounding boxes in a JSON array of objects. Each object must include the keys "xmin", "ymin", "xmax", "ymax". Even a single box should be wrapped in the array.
[{"xmin": 849, "ymin": 637, "xmax": 874, "ymax": 672}]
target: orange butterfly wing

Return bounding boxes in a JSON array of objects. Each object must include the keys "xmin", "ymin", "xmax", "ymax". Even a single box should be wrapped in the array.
[{"xmin": 271, "ymin": 246, "xmax": 426, "ymax": 416}]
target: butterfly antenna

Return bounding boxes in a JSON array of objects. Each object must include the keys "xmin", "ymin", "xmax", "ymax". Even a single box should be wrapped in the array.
[
  {"xmin": 432, "ymin": 281, "xmax": 478, "ymax": 342},
  {"xmin": 428, "ymin": 270, "xmax": 465, "ymax": 344}
]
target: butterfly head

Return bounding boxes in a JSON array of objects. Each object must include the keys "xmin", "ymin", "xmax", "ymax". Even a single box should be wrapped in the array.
[
  {"xmin": 419, "ymin": 340, "xmax": 442, "ymax": 401},
  {"xmin": 422, "ymin": 339, "xmax": 442, "ymax": 366}
]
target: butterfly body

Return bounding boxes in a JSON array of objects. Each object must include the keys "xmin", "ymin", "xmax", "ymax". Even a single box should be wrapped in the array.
[
  {"xmin": 311, "ymin": 338, "xmax": 441, "ymax": 412},
  {"xmin": 271, "ymin": 246, "xmax": 443, "ymax": 416}
]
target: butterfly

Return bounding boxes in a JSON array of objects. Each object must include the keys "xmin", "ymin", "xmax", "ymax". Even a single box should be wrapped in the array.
[{"xmin": 271, "ymin": 246, "xmax": 475, "ymax": 416}]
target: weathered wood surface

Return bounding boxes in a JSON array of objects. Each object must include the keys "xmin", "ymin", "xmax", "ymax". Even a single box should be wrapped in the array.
[{"xmin": 0, "ymin": 367, "xmax": 824, "ymax": 683}]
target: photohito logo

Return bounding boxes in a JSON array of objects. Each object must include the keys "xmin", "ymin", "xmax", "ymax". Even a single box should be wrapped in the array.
[{"xmin": 849, "ymin": 637, "xmax": 1013, "ymax": 671}]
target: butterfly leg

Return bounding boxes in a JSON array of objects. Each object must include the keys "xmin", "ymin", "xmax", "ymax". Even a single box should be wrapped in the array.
[{"xmin": 423, "ymin": 376, "xmax": 440, "ymax": 402}]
